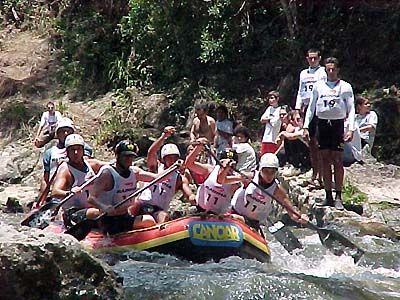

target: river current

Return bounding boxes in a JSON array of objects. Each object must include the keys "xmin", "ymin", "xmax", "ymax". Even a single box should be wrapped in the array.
[{"xmin": 108, "ymin": 228, "xmax": 400, "ymax": 300}]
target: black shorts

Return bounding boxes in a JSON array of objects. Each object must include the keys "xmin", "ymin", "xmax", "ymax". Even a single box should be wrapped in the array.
[
  {"xmin": 63, "ymin": 207, "xmax": 89, "ymax": 228},
  {"xmin": 100, "ymin": 214, "xmax": 136, "ymax": 235},
  {"xmin": 309, "ymin": 114, "xmax": 318, "ymax": 138},
  {"xmin": 317, "ymin": 118, "xmax": 345, "ymax": 151},
  {"xmin": 138, "ymin": 203, "xmax": 164, "ymax": 219}
]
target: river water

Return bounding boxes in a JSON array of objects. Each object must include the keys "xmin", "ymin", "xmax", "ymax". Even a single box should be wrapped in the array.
[
  {"xmin": 2, "ymin": 213, "xmax": 399, "ymax": 299},
  {"xmin": 106, "ymin": 228, "xmax": 400, "ymax": 300}
]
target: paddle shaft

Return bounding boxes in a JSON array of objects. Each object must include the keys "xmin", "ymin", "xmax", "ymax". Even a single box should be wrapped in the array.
[
  {"xmin": 96, "ymin": 162, "xmax": 180, "ymax": 219},
  {"xmin": 35, "ymin": 161, "xmax": 62, "ymax": 208},
  {"xmin": 51, "ymin": 174, "xmax": 100, "ymax": 216},
  {"xmin": 204, "ymin": 144, "xmax": 302, "ymax": 219}
]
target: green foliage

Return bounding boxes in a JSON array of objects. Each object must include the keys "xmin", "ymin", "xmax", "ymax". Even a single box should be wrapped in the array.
[
  {"xmin": 0, "ymin": 0, "xmax": 61, "ymax": 30},
  {"xmin": 376, "ymin": 201, "xmax": 400, "ymax": 210},
  {"xmin": 56, "ymin": 101, "xmax": 68, "ymax": 115},
  {"xmin": 342, "ymin": 179, "xmax": 368, "ymax": 205},
  {"xmin": 53, "ymin": 2, "xmax": 125, "ymax": 96},
  {"xmin": 0, "ymin": 102, "xmax": 35, "ymax": 129}
]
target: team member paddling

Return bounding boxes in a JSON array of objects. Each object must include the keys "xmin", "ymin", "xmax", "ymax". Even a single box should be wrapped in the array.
[
  {"xmin": 185, "ymin": 138, "xmax": 238, "ymax": 215},
  {"xmin": 230, "ymin": 153, "xmax": 308, "ymax": 229},
  {"xmin": 88, "ymin": 140, "xmax": 170, "ymax": 234},
  {"xmin": 51, "ymin": 134, "xmax": 106, "ymax": 227},
  {"xmin": 303, "ymin": 57, "xmax": 355, "ymax": 209},
  {"xmin": 138, "ymin": 126, "xmax": 196, "ymax": 223}
]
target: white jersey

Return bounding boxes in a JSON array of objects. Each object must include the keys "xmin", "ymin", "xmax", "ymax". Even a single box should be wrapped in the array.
[
  {"xmin": 261, "ymin": 106, "xmax": 281, "ymax": 143},
  {"xmin": 40, "ymin": 111, "xmax": 62, "ymax": 133},
  {"xmin": 196, "ymin": 165, "xmax": 231, "ymax": 214},
  {"xmin": 304, "ymin": 79, "xmax": 355, "ymax": 131},
  {"xmin": 97, "ymin": 165, "xmax": 138, "ymax": 211},
  {"xmin": 48, "ymin": 146, "xmax": 67, "ymax": 179},
  {"xmin": 139, "ymin": 167, "xmax": 179, "ymax": 211},
  {"xmin": 356, "ymin": 111, "xmax": 378, "ymax": 147},
  {"xmin": 231, "ymin": 171, "xmax": 277, "ymax": 221},
  {"xmin": 61, "ymin": 161, "xmax": 96, "ymax": 209},
  {"xmin": 295, "ymin": 66, "xmax": 327, "ymax": 109}
]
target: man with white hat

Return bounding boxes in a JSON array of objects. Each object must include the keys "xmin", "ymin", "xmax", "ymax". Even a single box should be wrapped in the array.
[
  {"xmin": 230, "ymin": 153, "xmax": 308, "ymax": 229},
  {"xmin": 51, "ymin": 134, "xmax": 105, "ymax": 227},
  {"xmin": 38, "ymin": 117, "xmax": 93, "ymax": 206},
  {"xmin": 137, "ymin": 126, "xmax": 195, "ymax": 223}
]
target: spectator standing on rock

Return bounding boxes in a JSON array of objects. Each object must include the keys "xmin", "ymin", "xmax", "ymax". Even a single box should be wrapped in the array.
[
  {"xmin": 33, "ymin": 101, "xmax": 62, "ymax": 148},
  {"xmin": 214, "ymin": 105, "xmax": 234, "ymax": 159},
  {"xmin": 355, "ymin": 95, "xmax": 378, "ymax": 152},
  {"xmin": 190, "ymin": 102, "xmax": 216, "ymax": 145},
  {"xmin": 260, "ymin": 91, "xmax": 281, "ymax": 156},
  {"xmin": 303, "ymin": 57, "xmax": 355, "ymax": 210},
  {"xmin": 295, "ymin": 49, "xmax": 327, "ymax": 188}
]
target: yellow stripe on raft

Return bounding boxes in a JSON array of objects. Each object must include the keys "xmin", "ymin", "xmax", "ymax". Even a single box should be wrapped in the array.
[
  {"xmin": 243, "ymin": 232, "xmax": 271, "ymax": 256},
  {"xmin": 86, "ymin": 231, "xmax": 190, "ymax": 253}
]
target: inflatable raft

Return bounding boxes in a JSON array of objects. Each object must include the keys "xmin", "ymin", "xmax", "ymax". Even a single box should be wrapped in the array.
[{"xmin": 47, "ymin": 215, "xmax": 271, "ymax": 263}]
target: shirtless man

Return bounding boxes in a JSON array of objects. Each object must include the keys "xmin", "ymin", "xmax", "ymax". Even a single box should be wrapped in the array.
[{"xmin": 190, "ymin": 103, "xmax": 216, "ymax": 145}]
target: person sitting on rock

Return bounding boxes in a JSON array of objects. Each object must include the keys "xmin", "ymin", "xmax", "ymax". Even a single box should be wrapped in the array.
[
  {"xmin": 230, "ymin": 153, "xmax": 308, "ymax": 230},
  {"xmin": 87, "ymin": 140, "xmax": 175, "ymax": 235},
  {"xmin": 276, "ymin": 110, "xmax": 311, "ymax": 177},
  {"xmin": 355, "ymin": 95, "xmax": 378, "ymax": 153},
  {"xmin": 137, "ymin": 126, "xmax": 196, "ymax": 223},
  {"xmin": 51, "ymin": 134, "xmax": 106, "ymax": 228},
  {"xmin": 185, "ymin": 138, "xmax": 239, "ymax": 215},
  {"xmin": 39, "ymin": 117, "xmax": 93, "ymax": 206},
  {"xmin": 33, "ymin": 101, "xmax": 62, "ymax": 148},
  {"xmin": 232, "ymin": 126, "xmax": 257, "ymax": 172}
]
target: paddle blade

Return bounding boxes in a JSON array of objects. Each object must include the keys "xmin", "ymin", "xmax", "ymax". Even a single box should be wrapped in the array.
[
  {"xmin": 64, "ymin": 218, "xmax": 97, "ymax": 241},
  {"xmin": 267, "ymin": 221, "xmax": 303, "ymax": 253},
  {"xmin": 312, "ymin": 225, "xmax": 365, "ymax": 263},
  {"xmin": 20, "ymin": 201, "xmax": 58, "ymax": 229}
]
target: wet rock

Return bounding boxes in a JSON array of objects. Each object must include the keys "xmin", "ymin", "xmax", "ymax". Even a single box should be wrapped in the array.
[{"xmin": 0, "ymin": 224, "xmax": 124, "ymax": 300}]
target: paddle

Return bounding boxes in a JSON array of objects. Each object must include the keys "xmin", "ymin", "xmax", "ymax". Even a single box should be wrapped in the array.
[
  {"xmin": 65, "ymin": 160, "xmax": 182, "ymax": 241},
  {"xmin": 21, "ymin": 174, "xmax": 99, "ymax": 229},
  {"xmin": 204, "ymin": 144, "xmax": 365, "ymax": 262},
  {"xmin": 200, "ymin": 144, "xmax": 303, "ymax": 253},
  {"xmin": 34, "ymin": 161, "xmax": 63, "ymax": 208}
]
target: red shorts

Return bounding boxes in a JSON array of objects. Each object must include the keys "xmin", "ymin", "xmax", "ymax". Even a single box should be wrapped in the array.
[{"xmin": 260, "ymin": 142, "xmax": 278, "ymax": 156}]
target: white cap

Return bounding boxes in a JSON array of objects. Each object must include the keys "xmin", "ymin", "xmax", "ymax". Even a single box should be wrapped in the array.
[
  {"xmin": 259, "ymin": 153, "xmax": 279, "ymax": 170},
  {"xmin": 56, "ymin": 117, "xmax": 75, "ymax": 133},
  {"xmin": 161, "ymin": 143, "xmax": 180, "ymax": 159},
  {"xmin": 65, "ymin": 134, "xmax": 85, "ymax": 148}
]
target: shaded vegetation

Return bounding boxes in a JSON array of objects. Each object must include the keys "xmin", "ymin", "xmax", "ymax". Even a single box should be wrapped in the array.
[{"xmin": 1, "ymin": 0, "xmax": 400, "ymax": 161}]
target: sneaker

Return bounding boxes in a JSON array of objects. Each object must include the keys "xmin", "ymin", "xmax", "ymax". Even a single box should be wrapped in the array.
[
  {"xmin": 334, "ymin": 199, "xmax": 345, "ymax": 210},
  {"xmin": 282, "ymin": 165, "xmax": 301, "ymax": 177}
]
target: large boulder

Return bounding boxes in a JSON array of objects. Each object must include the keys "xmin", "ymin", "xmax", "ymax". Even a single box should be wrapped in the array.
[{"xmin": 0, "ymin": 224, "xmax": 123, "ymax": 300}]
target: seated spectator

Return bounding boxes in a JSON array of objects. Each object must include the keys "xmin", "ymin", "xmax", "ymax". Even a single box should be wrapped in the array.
[
  {"xmin": 214, "ymin": 105, "xmax": 234, "ymax": 159},
  {"xmin": 34, "ymin": 101, "xmax": 63, "ymax": 148},
  {"xmin": 275, "ymin": 106, "xmax": 291, "ymax": 167},
  {"xmin": 232, "ymin": 126, "xmax": 257, "ymax": 172},
  {"xmin": 355, "ymin": 96, "xmax": 378, "ymax": 152},
  {"xmin": 276, "ymin": 110, "xmax": 310, "ymax": 176}
]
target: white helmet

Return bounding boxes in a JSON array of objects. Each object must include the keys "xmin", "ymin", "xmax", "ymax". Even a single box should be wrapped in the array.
[
  {"xmin": 55, "ymin": 117, "xmax": 75, "ymax": 133},
  {"xmin": 259, "ymin": 153, "xmax": 279, "ymax": 170},
  {"xmin": 65, "ymin": 134, "xmax": 85, "ymax": 149},
  {"xmin": 161, "ymin": 143, "xmax": 180, "ymax": 159}
]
